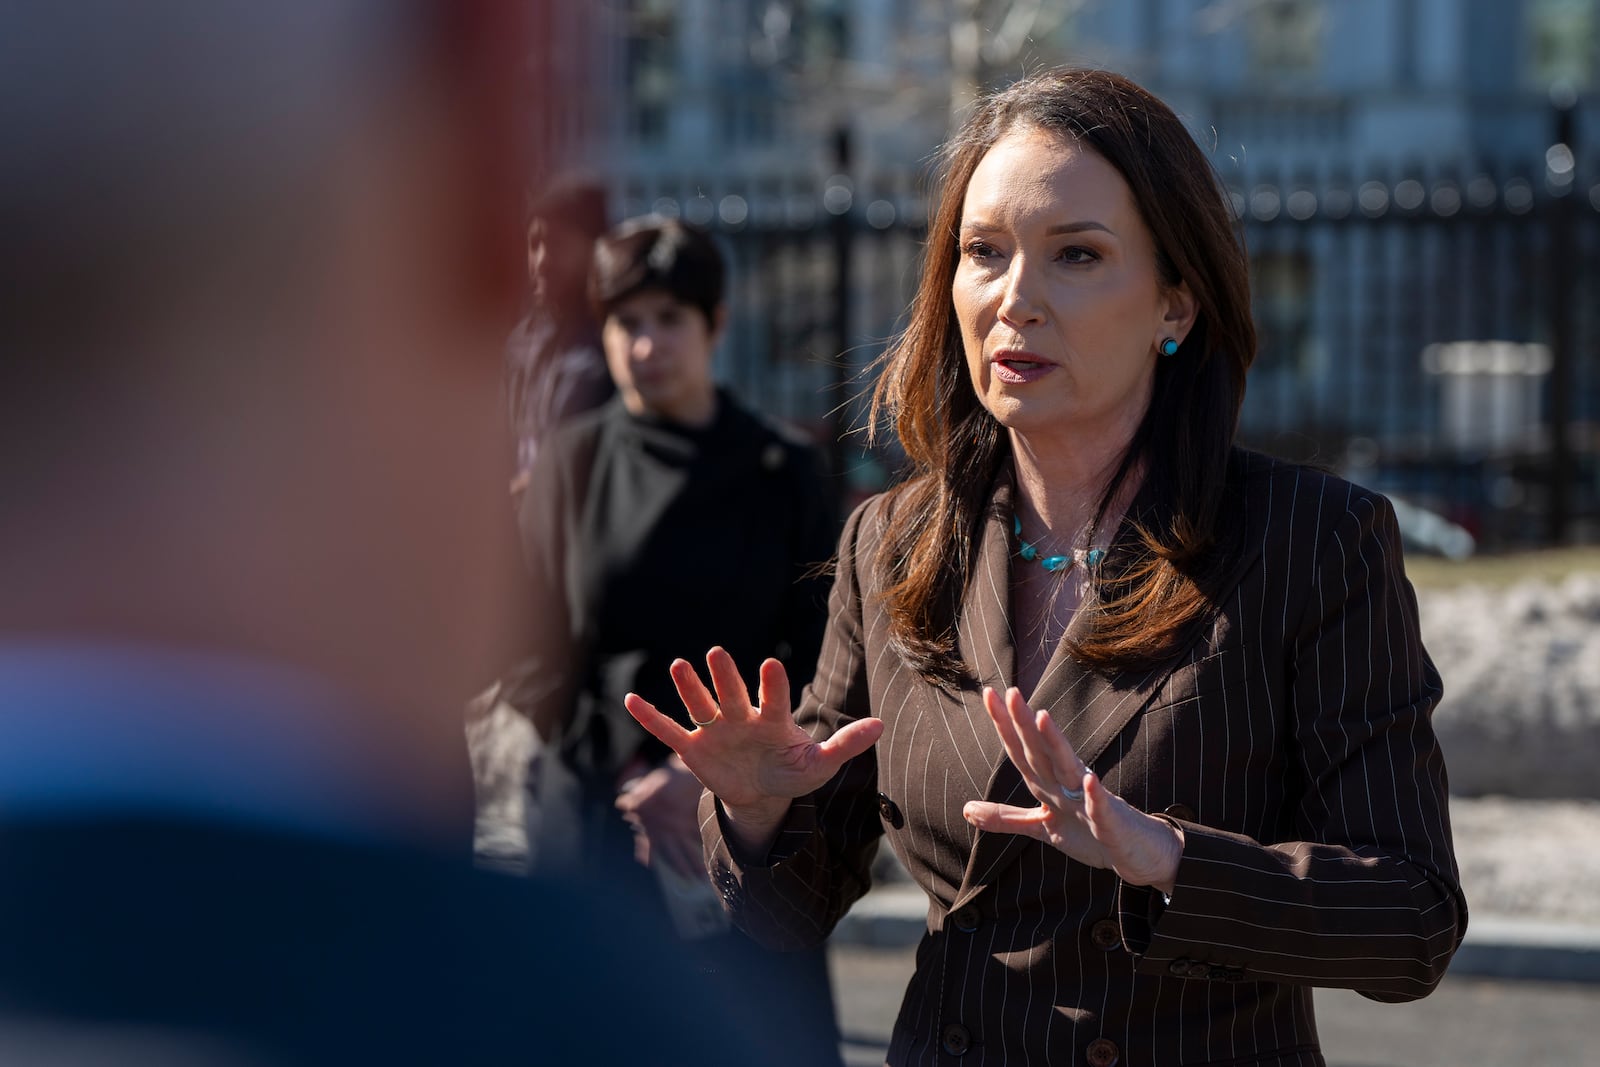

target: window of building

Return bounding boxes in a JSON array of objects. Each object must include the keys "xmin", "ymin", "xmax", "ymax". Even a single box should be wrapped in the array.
[
  {"xmin": 1251, "ymin": 248, "xmax": 1315, "ymax": 377},
  {"xmin": 804, "ymin": 0, "xmax": 850, "ymax": 65},
  {"xmin": 1527, "ymin": 0, "xmax": 1598, "ymax": 90},
  {"xmin": 623, "ymin": 0, "xmax": 677, "ymax": 143},
  {"xmin": 1248, "ymin": 0, "xmax": 1324, "ymax": 77}
]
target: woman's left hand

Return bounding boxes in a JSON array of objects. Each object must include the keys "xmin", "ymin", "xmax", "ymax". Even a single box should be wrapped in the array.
[
  {"xmin": 615, "ymin": 755, "xmax": 708, "ymax": 880},
  {"xmin": 963, "ymin": 687, "xmax": 1184, "ymax": 896}
]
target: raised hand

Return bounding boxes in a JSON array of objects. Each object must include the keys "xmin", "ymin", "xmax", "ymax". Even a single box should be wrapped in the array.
[
  {"xmin": 624, "ymin": 647, "xmax": 884, "ymax": 854},
  {"xmin": 614, "ymin": 756, "xmax": 707, "ymax": 878},
  {"xmin": 963, "ymin": 686, "xmax": 1183, "ymax": 895}
]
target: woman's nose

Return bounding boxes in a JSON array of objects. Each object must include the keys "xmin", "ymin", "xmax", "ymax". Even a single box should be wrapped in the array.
[
  {"xmin": 631, "ymin": 333, "xmax": 655, "ymax": 360},
  {"xmin": 997, "ymin": 259, "xmax": 1045, "ymax": 327}
]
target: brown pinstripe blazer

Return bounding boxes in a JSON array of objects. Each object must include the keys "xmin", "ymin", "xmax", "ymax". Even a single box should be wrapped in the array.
[{"xmin": 702, "ymin": 449, "xmax": 1466, "ymax": 1067}]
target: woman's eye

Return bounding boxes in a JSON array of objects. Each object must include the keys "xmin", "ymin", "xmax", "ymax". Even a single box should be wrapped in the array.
[
  {"xmin": 962, "ymin": 239, "xmax": 999, "ymax": 261},
  {"xmin": 1058, "ymin": 245, "xmax": 1100, "ymax": 264}
]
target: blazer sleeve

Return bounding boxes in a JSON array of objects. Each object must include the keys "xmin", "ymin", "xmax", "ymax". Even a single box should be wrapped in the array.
[
  {"xmin": 699, "ymin": 497, "xmax": 883, "ymax": 952},
  {"xmin": 1120, "ymin": 489, "xmax": 1467, "ymax": 1002}
]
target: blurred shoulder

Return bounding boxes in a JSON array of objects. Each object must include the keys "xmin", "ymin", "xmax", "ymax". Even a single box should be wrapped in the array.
[
  {"xmin": 538, "ymin": 398, "xmax": 617, "ymax": 463},
  {"xmin": 718, "ymin": 391, "xmax": 827, "ymax": 478},
  {"xmin": 518, "ymin": 405, "xmax": 615, "ymax": 529}
]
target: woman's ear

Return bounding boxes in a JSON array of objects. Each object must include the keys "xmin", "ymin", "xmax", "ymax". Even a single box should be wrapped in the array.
[{"xmin": 1160, "ymin": 280, "xmax": 1199, "ymax": 346}]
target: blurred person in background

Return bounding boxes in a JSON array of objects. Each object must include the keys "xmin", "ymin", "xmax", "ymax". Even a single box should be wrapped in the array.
[
  {"xmin": 506, "ymin": 177, "xmax": 614, "ymax": 498},
  {"xmin": 0, "ymin": 4, "xmax": 773, "ymax": 1064},
  {"xmin": 469, "ymin": 177, "xmax": 611, "ymax": 873},
  {"xmin": 628, "ymin": 68, "xmax": 1465, "ymax": 1065},
  {"xmin": 514, "ymin": 215, "xmax": 845, "ymax": 1066}
]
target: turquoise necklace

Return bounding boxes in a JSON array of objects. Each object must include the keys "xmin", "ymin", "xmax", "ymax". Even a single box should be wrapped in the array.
[{"xmin": 1012, "ymin": 514, "xmax": 1106, "ymax": 574}]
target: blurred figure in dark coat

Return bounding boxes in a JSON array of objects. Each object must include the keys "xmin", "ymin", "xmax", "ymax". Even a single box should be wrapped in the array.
[
  {"xmin": 0, "ymin": 4, "xmax": 773, "ymax": 1065},
  {"xmin": 513, "ymin": 217, "xmax": 847, "ymax": 1067}
]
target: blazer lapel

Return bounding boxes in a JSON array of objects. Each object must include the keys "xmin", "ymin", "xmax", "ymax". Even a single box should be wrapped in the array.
[
  {"xmin": 957, "ymin": 474, "xmax": 1018, "ymax": 701},
  {"xmin": 952, "ymin": 467, "xmax": 1267, "ymax": 911}
]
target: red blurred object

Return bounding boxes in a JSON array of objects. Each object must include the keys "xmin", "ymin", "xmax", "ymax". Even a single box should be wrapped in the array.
[{"xmin": 431, "ymin": 0, "xmax": 540, "ymax": 328}]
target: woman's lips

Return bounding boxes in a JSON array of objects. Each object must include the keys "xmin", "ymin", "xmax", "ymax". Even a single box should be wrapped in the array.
[{"xmin": 991, "ymin": 352, "xmax": 1055, "ymax": 384}]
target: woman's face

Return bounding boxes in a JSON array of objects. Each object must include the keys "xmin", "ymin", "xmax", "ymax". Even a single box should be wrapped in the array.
[
  {"xmin": 602, "ymin": 288, "xmax": 720, "ymax": 425},
  {"xmin": 952, "ymin": 126, "xmax": 1194, "ymax": 454}
]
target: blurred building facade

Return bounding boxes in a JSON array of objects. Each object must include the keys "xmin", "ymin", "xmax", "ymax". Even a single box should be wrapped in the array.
[
  {"xmin": 548, "ymin": 0, "xmax": 1600, "ymax": 543},
  {"xmin": 569, "ymin": 1, "xmax": 1600, "ymax": 184}
]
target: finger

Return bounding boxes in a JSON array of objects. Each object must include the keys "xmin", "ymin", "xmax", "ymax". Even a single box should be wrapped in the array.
[
  {"xmin": 634, "ymin": 832, "xmax": 652, "ymax": 868},
  {"xmin": 755, "ymin": 658, "xmax": 791, "ymax": 721},
  {"xmin": 1034, "ymin": 708, "xmax": 1088, "ymax": 795},
  {"xmin": 668, "ymin": 659, "xmax": 722, "ymax": 727},
  {"xmin": 811, "ymin": 716, "xmax": 885, "ymax": 774},
  {"xmin": 961, "ymin": 800, "xmax": 1048, "ymax": 839},
  {"xmin": 705, "ymin": 647, "xmax": 756, "ymax": 723},
  {"xmin": 1080, "ymin": 770, "xmax": 1130, "ymax": 843},
  {"xmin": 614, "ymin": 784, "xmax": 659, "ymax": 814},
  {"xmin": 984, "ymin": 688, "xmax": 1054, "ymax": 808},
  {"xmin": 1004, "ymin": 688, "xmax": 1062, "ymax": 803},
  {"xmin": 624, "ymin": 693, "xmax": 694, "ymax": 754},
  {"xmin": 981, "ymin": 687, "xmax": 1031, "ymax": 780},
  {"xmin": 614, "ymin": 773, "xmax": 658, "ymax": 813}
]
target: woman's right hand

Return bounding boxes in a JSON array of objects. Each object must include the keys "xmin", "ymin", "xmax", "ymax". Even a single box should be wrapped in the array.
[{"xmin": 624, "ymin": 647, "xmax": 883, "ymax": 853}]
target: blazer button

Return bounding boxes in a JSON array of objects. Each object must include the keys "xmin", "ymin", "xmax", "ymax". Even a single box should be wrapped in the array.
[
  {"xmin": 1086, "ymin": 1037, "xmax": 1120, "ymax": 1067},
  {"xmin": 1186, "ymin": 962, "xmax": 1212, "ymax": 980},
  {"xmin": 1089, "ymin": 918, "xmax": 1121, "ymax": 951},
  {"xmin": 951, "ymin": 904, "xmax": 981, "ymax": 933},
  {"xmin": 1164, "ymin": 802, "xmax": 1196, "ymax": 822},
  {"xmin": 1167, "ymin": 957, "xmax": 1191, "ymax": 977},
  {"xmin": 940, "ymin": 1023, "xmax": 972, "ymax": 1056},
  {"xmin": 877, "ymin": 792, "xmax": 904, "ymax": 828}
]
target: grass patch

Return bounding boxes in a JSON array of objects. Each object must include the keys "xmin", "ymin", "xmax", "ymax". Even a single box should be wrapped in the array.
[{"xmin": 1403, "ymin": 545, "xmax": 1600, "ymax": 589}]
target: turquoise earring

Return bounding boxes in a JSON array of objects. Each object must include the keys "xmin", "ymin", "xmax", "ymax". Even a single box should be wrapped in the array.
[{"xmin": 1160, "ymin": 337, "xmax": 1180, "ymax": 356}]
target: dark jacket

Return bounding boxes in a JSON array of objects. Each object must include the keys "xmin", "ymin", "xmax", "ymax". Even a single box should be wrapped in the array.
[
  {"xmin": 515, "ymin": 391, "xmax": 838, "ymax": 871},
  {"xmin": 704, "ymin": 450, "xmax": 1467, "ymax": 1067}
]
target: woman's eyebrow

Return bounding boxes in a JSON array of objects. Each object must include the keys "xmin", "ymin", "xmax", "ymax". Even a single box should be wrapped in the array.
[
  {"xmin": 957, "ymin": 218, "xmax": 1117, "ymax": 236},
  {"xmin": 1044, "ymin": 220, "xmax": 1115, "ymax": 237}
]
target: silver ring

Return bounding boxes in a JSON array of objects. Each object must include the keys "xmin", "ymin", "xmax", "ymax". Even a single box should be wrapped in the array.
[
  {"xmin": 689, "ymin": 711, "xmax": 718, "ymax": 727},
  {"xmin": 1059, "ymin": 784, "xmax": 1085, "ymax": 803}
]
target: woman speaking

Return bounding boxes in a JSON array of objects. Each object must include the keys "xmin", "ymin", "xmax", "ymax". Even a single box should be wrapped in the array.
[{"xmin": 627, "ymin": 68, "xmax": 1465, "ymax": 1065}]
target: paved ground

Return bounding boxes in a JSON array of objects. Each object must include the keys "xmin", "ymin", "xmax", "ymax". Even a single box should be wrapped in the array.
[
  {"xmin": 829, "ymin": 944, "xmax": 1600, "ymax": 1066},
  {"xmin": 1450, "ymin": 795, "xmax": 1600, "ymax": 926}
]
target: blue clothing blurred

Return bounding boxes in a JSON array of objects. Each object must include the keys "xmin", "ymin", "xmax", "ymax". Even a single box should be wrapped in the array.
[{"xmin": 0, "ymin": 644, "xmax": 783, "ymax": 1066}]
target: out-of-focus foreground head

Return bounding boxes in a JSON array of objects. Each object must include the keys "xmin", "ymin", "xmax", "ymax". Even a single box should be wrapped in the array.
[{"xmin": 0, "ymin": 3, "xmax": 527, "ymax": 816}]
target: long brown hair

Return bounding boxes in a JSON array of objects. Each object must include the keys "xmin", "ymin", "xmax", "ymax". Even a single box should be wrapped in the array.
[{"xmin": 869, "ymin": 68, "xmax": 1257, "ymax": 689}]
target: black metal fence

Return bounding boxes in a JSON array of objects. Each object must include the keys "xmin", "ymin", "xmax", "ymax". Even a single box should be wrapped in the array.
[{"xmin": 616, "ymin": 151, "xmax": 1600, "ymax": 550}]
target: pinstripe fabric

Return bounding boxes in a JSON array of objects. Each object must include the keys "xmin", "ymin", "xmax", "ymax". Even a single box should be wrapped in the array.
[{"xmin": 701, "ymin": 450, "xmax": 1466, "ymax": 1066}]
